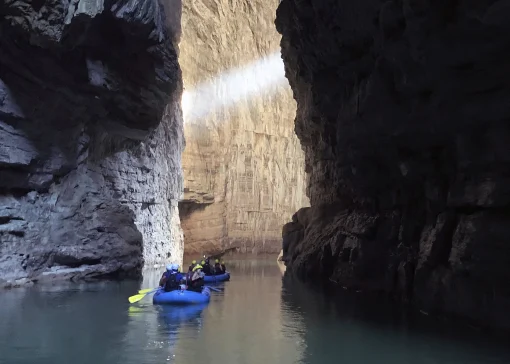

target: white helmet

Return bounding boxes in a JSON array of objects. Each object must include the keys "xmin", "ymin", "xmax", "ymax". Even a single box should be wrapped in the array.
[
  {"xmin": 166, "ymin": 264, "xmax": 173, "ymax": 271},
  {"xmin": 171, "ymin": 263, "xmax": 179, "ymax": 271}
]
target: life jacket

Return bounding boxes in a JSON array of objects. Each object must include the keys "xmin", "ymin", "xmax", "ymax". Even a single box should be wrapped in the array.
[
  {"xmin": 164, "ymin": 271, "xmax": 179, "ymax": 292},
  {"xmin": 188, "ymin": 263, "xmax": 196, "ymax": 272},
  {"xmin": 202, "ymin": 263, "xmax": 211, "ymax": 275},
  {"xmin": 214, "ymin": 263, "xmax": 221, "ymax": 274},
  {"xmin": 221, "ymin": 263, "xmax": 226, "ymax": 273}
]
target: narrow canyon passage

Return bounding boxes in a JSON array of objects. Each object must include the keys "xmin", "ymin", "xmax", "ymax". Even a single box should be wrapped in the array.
[
  {"xmin": 178, "ymin": 0, "xmax": 309, "ymax": 255},
  {"xmin": 1, "ymin": 1, "xmax": 510, "ymax": 363}
]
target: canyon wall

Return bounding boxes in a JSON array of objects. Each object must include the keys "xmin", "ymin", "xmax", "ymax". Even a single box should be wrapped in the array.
[
  {"xmin": 0, "ymin": 0, "xmax": 184, "ymax": 287},
  {"xmin": 277, "ymin": 0, "xmax": 510, "ymax": 329},
  {"xmin": 179, "ymin": 0, "xmax": 309, "ymax": 254}
]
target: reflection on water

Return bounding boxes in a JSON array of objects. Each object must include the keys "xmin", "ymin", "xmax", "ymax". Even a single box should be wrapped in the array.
[
  {"xmin": 0, "ymin": 258, "xmax": 509, "ymax": 364},
  {"xmin": 0, "ymin": 282, "xmax": 136, "ymax": 364},
  {"xmin": 171, "ymin": 259, "xmax": 304, "ymax": 364},
  {"xmin": 120, "ymin": 303, "xmax": 207, "ymax": 363},
  {"xmin": 281, "ymin": 276, "xmax": 510, "ymax": 364}
]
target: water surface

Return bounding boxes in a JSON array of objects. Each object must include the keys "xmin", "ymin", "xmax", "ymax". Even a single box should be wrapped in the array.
[{"xmin": 1, "ymin": 257, "xmax": 509, "ymax": 364}]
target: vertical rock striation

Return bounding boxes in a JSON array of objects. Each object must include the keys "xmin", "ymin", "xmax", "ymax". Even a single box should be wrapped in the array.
[
  {"xmin": 277, "ymin": 0, "xmax": 510, "ymax": 328},
  {"xmin": 179, "ymin": 0, "xmax": 309, "ymax": 254},
  {"xmin": 0, "ymin": 0, "xmax": 184, "ymax": 287}
]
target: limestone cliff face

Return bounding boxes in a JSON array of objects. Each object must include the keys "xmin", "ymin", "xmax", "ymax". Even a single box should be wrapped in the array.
[
  {"xmin": 179, "ymin": 0, "xmax": 308, "ymax": 254},
  {"xmin": 277, "ymin": 0, "xmax": 510, "ymax": 329},
  {"xmin": 0, "ymin": 0, "xmax": 184, "ymax": 287}
]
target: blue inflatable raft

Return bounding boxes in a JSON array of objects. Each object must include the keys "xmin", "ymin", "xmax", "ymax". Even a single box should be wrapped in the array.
[
  {"xmin": 153, "ymin": 287, "xmax": 211, "ymax": 305},
  {"xmin": 203, "ymin": 272, "xmax": 230, "ymax": 283}
]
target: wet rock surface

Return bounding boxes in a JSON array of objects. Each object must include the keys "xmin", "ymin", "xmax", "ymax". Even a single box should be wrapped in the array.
[
  {"xmin": 0, "ymin": 0, "xmax": 184, "ymax": 287},
  {"xmin": 277, "ymin": 0, "xmax": 510, "ymax": 329}
]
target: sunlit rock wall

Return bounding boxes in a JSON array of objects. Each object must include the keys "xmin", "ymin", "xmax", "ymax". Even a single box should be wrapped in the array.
[
  {"xmin": 0, "ymin": 0, "xmax": 184, "ymax": 287},
  {"xmin": 179, "ymin": 0, "xmax": 309, "ymax": 254}
]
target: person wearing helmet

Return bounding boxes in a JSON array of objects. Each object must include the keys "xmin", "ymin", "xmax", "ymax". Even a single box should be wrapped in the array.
[
  {"xmin": 202, "ymin": 258, "xmax": 212, "ymax": 276},
  {"xmin": 189, "ymin": 264, "xmax": 205, "ymax": 292},
  {"xmin": 186, "ymin": 260, "xmax": 198, "ymax": 284},
  {"xmin": 221, "ymin": 260, "xmax": 226, "ymax": 274},
  {"xmin": 159, "ymin": 264, "xmax": 184, "ymax": 292},
  {"xmin": 199, "ymin": 259, "xmax": 209, "ymax": 276},
  {"xmin": 213, "ymin": 259, "xmax": 222, "ymax": 275},
  {"xmin": 188, "ymin": 260, "xmax": 197, "ymax": 272}
]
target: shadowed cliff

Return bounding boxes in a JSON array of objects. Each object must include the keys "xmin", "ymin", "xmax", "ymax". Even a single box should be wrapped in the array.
[{"xmin": 277, "ymin": 0, "xmax": 510, "ymax": 329}]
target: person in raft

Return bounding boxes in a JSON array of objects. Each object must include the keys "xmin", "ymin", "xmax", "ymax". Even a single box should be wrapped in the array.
[
  {"xmin": 159, "ymin": 264, "xmax": 185, "ymax": 292},
  {"xmin": 221, "ymin": 260, "xmax": 226, "ymax": 273},
  {"xmin": 213, "ymin": 259, "xmax": 222, "ymax": 274},
  {"xmin": 189, "ymin": 264, "xmax": 205, "ymax": 292},
  {"xmin": 188, "ymin": 260, "xmax": 197, "ymax": 272},
  {"xmin": 186, "ymin": 260, "xmax": 197, "ymax": 283},
  {"xmin": 201, "ymin": 259, "xmax": 212, "ymax": 276}
]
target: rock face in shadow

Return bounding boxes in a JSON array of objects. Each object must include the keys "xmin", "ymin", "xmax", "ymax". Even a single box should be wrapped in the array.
[
  {"xmin": 276, "ymin": 0, "xmax": 510, "ymax": 329},
  {"xmin": 0, "ymin": 0, "xmax": 184, "ymax": 287},
  {"xmin": 179, "ymin": 0, "xmax": 309, "ymax": 255}
]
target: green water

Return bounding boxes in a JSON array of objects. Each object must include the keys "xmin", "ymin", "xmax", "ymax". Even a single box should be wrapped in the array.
[{"xmin": 1, "ymin": 258, "xmax": 509, "ymax": 364}]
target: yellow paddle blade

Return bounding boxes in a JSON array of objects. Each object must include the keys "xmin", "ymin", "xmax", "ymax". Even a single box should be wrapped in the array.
[
  {"xmin": 128, "ymin": 292, "xmax": 148, "ymax": 304},
  {"xmin": 138, "ymin": 288, "xmax": 154, "ymax": 294}
]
